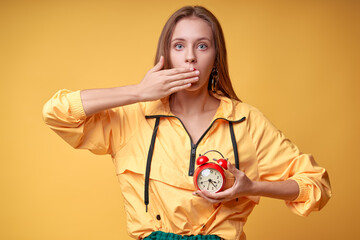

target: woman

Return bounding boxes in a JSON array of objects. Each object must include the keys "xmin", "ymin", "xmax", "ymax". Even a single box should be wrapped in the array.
[{"xmin": 43, "ymin": 6, "xmax": 331, "ymax": 240}]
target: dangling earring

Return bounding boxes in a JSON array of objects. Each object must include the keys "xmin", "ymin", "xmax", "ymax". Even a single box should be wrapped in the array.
[{"xmin": 211, "ymin": 67, "xmax": 218, "ymax": 92}]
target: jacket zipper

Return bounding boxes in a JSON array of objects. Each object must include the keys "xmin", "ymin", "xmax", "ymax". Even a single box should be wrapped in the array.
[
  {"xmin": 187, "ymin": 118, "xmax": 221, "ymax": 176},
  {"xmin": 145, "ymin": 115, "xmax": 246, "ymax": 176}
]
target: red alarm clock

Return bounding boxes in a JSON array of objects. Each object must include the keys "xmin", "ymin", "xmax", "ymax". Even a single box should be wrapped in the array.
[{"xmin": 193, "ymin": 150, "xmax": 228, "ymax": 193}]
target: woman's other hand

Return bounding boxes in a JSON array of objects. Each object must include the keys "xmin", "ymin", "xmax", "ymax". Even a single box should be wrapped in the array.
[
  {"xmin": 193, "ymin": 162, "xmax": 255, "ymax": 204},
  {"xmin": 137, "ymin": 56, "xmax": 200, "ymax": 101}
]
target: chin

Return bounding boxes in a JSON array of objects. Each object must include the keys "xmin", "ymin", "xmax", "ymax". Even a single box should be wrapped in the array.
[{"xmin": 184, "ymin": 82, "xmax": 209, "ymax": 93}]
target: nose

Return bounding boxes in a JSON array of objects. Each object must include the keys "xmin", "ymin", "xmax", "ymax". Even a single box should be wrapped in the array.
[{"xmin": 185, "ymin": 47, "xmax": 197, "ymax": 63}]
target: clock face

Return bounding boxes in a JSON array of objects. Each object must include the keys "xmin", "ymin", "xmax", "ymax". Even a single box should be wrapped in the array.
[{"xmin": 196, "ymin": 168, "xmax": 224, "ymax": 193}]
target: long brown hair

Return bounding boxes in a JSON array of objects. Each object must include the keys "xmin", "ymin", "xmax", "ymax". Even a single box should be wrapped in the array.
[{"xmin": 155, "ymin": 6, "xmax": 240, "ymax": 101}]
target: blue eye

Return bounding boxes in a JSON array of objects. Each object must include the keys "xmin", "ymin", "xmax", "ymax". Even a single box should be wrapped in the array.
[
  {"xmin": 175, "ymin": 44, "xmax": 184, "ymax": 50},
  {"xmin": 198, "ymin": 43, "xmax": 208, "ymax": 50}
]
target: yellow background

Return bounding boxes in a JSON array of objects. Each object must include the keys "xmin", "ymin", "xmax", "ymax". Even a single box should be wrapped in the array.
[{"xmin": 1, "ymin": 0, "xmax": 359, "ymax": 239}]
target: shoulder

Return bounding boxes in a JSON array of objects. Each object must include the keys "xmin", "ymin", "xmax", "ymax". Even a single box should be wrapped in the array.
[
  {"xmin": 233, "ymin": 101, "xmax": 261, "ymax": 115},
  {"xmin": 214, "ymin": 93, "xmax": 266, "ymax": 123},
  {"xmin": 230, "ymin": 100, "xmax": 279, "ymax": 133},
  {"xmin": 228, "ymin": 98, "xmax": 267, "ymax": 122}
]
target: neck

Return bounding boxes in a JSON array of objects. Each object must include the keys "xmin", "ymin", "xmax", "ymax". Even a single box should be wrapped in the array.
[{"xmin": 170, "ymin": 89, "xmax": 218, "ymax": 116}]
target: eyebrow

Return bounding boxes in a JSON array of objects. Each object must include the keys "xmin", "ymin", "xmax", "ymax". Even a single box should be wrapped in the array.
[{"xmin": 171, "ymin": 37, "xmax": 212, "ymax": 42}]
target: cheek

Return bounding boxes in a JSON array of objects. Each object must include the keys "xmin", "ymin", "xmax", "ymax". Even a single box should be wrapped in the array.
[
  {"xmin": 199, "ymin": 54, "xmax": 215, "ymax": 78},
  {"xmin": 199, "ymin": 67, "xmax": 212, "ymax": 82},
  {"xmin": 169, "ymin": 51, "xmax": 182, "ymax": 68}
]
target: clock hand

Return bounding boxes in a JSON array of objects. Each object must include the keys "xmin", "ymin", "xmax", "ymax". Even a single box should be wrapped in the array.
[{"xmin": 210, "ymin": 180, "xmax": 217, "ymax": 188}]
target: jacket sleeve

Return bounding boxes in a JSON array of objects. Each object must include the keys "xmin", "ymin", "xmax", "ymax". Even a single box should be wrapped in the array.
[
  {"xmin": 42, "ymin": 89, "xmax": 139, "ymax": 155},
  {"xmin": 247, "ymin": 107, "xmax": 332, "ymax": 216}
]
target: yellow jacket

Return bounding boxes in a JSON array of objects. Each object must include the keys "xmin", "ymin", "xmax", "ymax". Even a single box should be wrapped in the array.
[{"xmin": 43, "ymin": 89, "xmax": 331, "ymax": 240}]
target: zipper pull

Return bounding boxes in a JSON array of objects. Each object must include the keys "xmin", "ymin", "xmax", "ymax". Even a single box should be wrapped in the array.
[{"xmin": 189, "ymin": 144, "xmax": 196, "ymax": 176}]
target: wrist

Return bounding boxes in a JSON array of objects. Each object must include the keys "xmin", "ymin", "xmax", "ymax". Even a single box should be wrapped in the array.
[
  {"xmin": 249, "ymin": 181, "xmax": 262, "ymax": 196},
  {"xmin": 133, "ymin": 83, "xmax": 150, "ymax": 102},
  {"xmin": 112, "ymin": 84, "xmax": 145, "ymax": 103},
  {"xmin": 131, "ymin": 84, "xmax": 145, "ymax": 102}
]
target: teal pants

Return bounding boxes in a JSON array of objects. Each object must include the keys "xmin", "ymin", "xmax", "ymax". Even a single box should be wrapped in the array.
[{"xmin": 144, "ymin": 231, "xmax": 221, "ymax": 240}]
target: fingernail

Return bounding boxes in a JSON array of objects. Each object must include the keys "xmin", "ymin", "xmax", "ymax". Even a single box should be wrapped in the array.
[{"xmin": 193, "ymin": 68, "xmax": 197, "ymax": 71}]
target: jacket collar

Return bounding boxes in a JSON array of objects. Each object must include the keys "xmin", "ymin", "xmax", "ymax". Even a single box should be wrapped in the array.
[{"xmin": 144, "ymin": 93, "xmax": 245, "ymax": 122}]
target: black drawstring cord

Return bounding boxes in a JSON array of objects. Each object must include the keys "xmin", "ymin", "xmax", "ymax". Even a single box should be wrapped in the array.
[
  {"xmin": 229, "ymin": 118, "xmax": 246, "ymax": 202},
  {"xmin": 144, "ymin": 117, "xmax": 160, "ymax": 212},
  {"xmin": 229, "ymin": 121, "xmax": 240, "ymax": 169}
]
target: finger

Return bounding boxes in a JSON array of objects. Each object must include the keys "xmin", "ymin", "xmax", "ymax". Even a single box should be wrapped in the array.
[
  {"xmin": 166, "ymin": 71, "xmax": 200, "ymax": 82},
  {"xmin": 162, "ymin": 67, "xmax": 197, "ymax": 76},
  {"xmin": 201, "ymin": 188, "xmax": 233, "ymax": 200},
  {"xmin": 227, "ymin": 161, "xmax": 241, "ymax": 178},
  {"xmin": 207, "ymin": 187, "xmax": 237, "ymax": 200},
  {"xmin": 168, "ymin": 76, "xmax": 199, "ymax": 88},
  {"xmin": 196, "ymin": 190, "xmax": 222, "ymax": 204},
  {"xmin": 151, "ymin": 56, "xmax": 164, "ymax": 72},
  {"xmin": 192, "ymin": 191, "xmax": 203, "ymax": 198},
  {"xmin": 227, "ymin": 161, "xmax": 236, "ymax": 173},
  {"xmin": 167, "ymin": 75, "xmax": 200, "ymax": 92},
  {"xmin": 168, "ymin": 83, "xmax": 192, "ymax": 94}
]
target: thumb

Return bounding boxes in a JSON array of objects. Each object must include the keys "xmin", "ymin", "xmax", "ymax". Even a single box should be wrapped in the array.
[
  {"xmin": 227, "ymin": 161, "xmax": 238, "ymax": 175},
  {"xmin": 151, "ymin": 56, "xmax": 164, "ymax": 72}
]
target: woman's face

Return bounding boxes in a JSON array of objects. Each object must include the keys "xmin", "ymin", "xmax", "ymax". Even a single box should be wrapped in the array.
[{"xmin": 169, "ymin": 16, "xmax": 216, "ymax": 92}]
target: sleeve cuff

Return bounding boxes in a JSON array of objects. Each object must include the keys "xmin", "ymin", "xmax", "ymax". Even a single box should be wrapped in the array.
[
  {"xmin": 66, "ymin": 90, "xmax": 87, "ymax": 120},
  {"xmin": 289, "ymin": 176, "xmax": 310, "ymax": 202}
]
